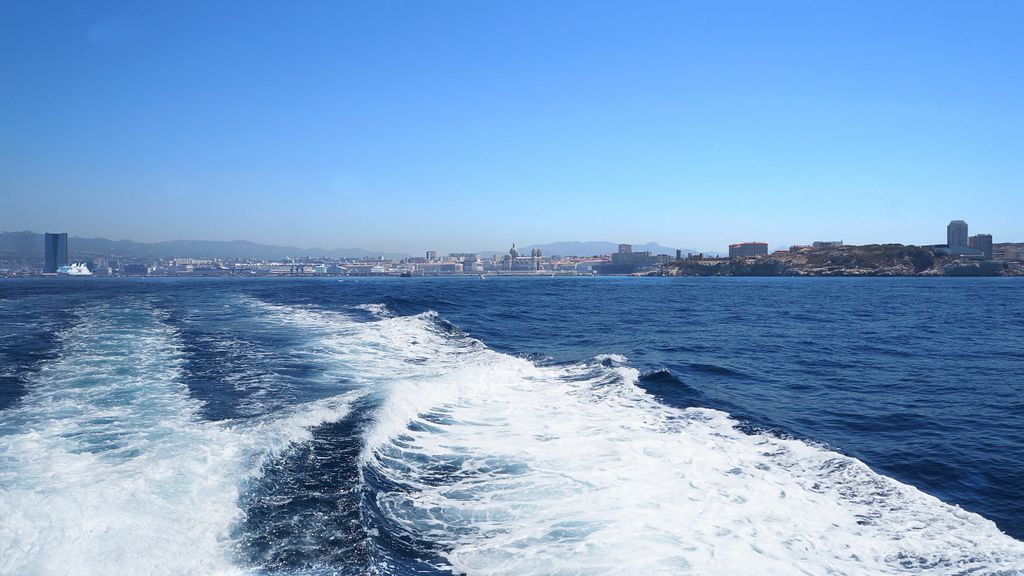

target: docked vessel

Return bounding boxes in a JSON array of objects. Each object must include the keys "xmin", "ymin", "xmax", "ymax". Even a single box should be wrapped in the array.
[{"xmin": 57, "ymin": 263, "xmax": 93, "ymax": 276}]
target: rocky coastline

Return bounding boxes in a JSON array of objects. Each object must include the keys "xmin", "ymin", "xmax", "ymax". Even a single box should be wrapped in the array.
[{"xmin": 664, "ymin": 244, "xmax": 1024, "ymax": 277}]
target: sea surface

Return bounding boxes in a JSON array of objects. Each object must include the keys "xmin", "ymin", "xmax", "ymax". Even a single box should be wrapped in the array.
[{"xmin": 1, "ymin": 276, "xmax": 1023, "ymax": 575}]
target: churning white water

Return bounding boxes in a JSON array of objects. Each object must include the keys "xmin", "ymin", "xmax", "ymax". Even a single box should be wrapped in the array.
[
  {"xmin": 0, "ymin": 301, "xmax": 355, "ymax": 576},
  {"xmin": 252, "ymin": 300, "xmax": 1024, "ymax": 575},
  {"xmin": 2, "ymin": 297, "xmax": 1023, "ymax": 575}
]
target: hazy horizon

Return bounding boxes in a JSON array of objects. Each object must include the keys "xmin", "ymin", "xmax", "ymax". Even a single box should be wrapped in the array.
[
  {"xmin": 3, "ymin": 230, "xmax": 702, "ymax": 258},
  {"xmin": 10, "ymin": 228, "xmax": 1021, "ymax": 260},
  {"xmin": 2, "ymin": 1, "xmax": 1022, "ymax": 253}
]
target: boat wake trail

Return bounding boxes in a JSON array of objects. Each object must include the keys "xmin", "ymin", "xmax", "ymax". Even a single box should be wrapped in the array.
[
  {"xmin": 0, "ymin": 300, "xmax": 356, "ymax": 576},
  {"xmin": 2, "ymin": 297, "xmax": 1023, "ymax": 576},
  {"xmin": 252, "ymin": 300, "xmax": 1024, "ymax": 575}
]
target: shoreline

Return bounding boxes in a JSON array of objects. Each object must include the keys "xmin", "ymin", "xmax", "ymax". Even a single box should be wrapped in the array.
[{"xmin": 3, "ymin": 273, "xmax": 1024, "ymax": 281}]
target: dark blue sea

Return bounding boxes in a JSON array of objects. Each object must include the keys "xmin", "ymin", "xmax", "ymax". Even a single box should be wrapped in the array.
[{"xmin": 1, "ymin": 277, "xmax": 1022, "ymax": 575}]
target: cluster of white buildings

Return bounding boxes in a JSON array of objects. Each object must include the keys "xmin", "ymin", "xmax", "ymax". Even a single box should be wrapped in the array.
[{"xmin": 54, "ymin": 244, "xmax": 618, "ymax": 277}]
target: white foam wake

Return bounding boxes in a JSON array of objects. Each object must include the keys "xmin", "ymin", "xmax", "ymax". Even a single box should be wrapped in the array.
[
  {"xmin": 18, "ymin": 296, "xmax": 1017, "ymax": 576},
  {"xmin": 246, "ymin": 299, "xmax": 470, "ymax": 388},
  {"xmin": 0, "ymin": 301, "xmax": 356, "ymax": 576},
  {"xmin": 281, "ymin": 306, "xmax": 1024, "ymax": 576}
]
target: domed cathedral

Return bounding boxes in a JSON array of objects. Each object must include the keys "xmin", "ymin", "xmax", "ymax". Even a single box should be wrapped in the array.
[{"xmin": 502, "ymin": 243, "xmax": 542, "ymax": 271}]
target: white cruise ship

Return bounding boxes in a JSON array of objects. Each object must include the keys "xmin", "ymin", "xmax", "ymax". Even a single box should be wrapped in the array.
[{"xmin": 56, "ymin": 263, "xmax": 93, "ymax": 276}]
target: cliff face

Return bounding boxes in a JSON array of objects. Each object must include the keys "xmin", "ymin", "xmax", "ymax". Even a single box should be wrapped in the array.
[{"xmin": 666, "ymin": 244, "xmax": 1023, "ymax": 277}]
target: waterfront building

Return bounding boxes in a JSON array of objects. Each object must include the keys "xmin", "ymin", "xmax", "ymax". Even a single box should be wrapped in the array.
[
  {"xmin": 43, "ymin": 232, "xmax": 68, "ymax": 274},
  {"xmin": 728, "ymin": 242, "xmax": 768, "ymax": 258},
  {"xmin": 448, "ymin": 253, "xmax": 481, "ymax": 273},
  {"xmin": 597, "ymin": 244, "xmax": 656, "ymax": 274},
  {"xmin": 419, "ymin": 262, "xmax": 461, "ymax": 275},
  {"xmin": 448, "ymin": 253, "xmax": 480, "ymax": 272},
  {"xmin": 611, "ymin": 249, "xmax": 654, "ymax": 268},
  {"xmin": 924, "ymin": 244, "xmax": 986, "ymax": 259},
  {"xmin": 426, "ymin": 250, "xmax": 437, "ymax": 261},
  {"xmin": 812, "ymin": 240, "xmax": 843, "ymax": 248},
  {"xmin": 344, "ymin": 264, "xmax": 378, "ymax": 275},
  {"xmin": 498, "ymin": 243, "xmax": 554, "ymax": 272},
  {"xmin": 947, "ymin": 220, "xmax": 968, "ymax": 247},
  {"xmin": 969, "ymin": 234, "xmax": 993, "ymax": 260}
]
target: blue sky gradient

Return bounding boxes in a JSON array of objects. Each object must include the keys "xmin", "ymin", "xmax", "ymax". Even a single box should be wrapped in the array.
[{"xmin": 2, "ymin": 1, "xmax": 1022, "ymax": 253}]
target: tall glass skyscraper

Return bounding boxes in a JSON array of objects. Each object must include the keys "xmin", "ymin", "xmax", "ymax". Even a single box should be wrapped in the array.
[{"xmin": 44, "ymin": 233, "xmax": 68, "ymax": 273}]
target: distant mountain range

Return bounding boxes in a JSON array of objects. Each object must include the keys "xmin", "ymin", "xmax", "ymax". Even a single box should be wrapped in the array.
[
  {"xmin": 0, "ymin": 231, "xmax": 410, "ymax": 260},
  {"xmin": 0, "ymin": 232, "xmax": 705, "ymax": 261}
]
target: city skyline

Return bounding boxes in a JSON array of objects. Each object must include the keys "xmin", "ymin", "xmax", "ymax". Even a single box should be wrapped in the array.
[
  {"xmin": 3, "ymin": 1, "xmax": 1023, "ymax": 253},
  {"xmin": 6, "ymin": 221, "xmax": 1020, "ymax": 278},
  {"xmin": 1, "ymin": 214, "xmax": 1013, "ymax": 260}
]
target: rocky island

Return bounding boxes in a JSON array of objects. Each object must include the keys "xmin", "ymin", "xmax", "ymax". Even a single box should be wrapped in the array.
[{"xmin": 664, "ymin": 243, "xmax": 1024, "ymax": 277}]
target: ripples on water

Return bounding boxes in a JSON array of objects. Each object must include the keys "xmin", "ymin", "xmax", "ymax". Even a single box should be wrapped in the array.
[{"xmin": 0, "ymin": 277, "xmax": 1022, "ymax": 575}]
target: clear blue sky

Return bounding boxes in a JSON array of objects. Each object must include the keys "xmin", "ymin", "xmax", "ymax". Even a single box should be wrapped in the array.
[{"xmin": 2, "ymin": 1, "xmax": 1022, "ymax": 253}]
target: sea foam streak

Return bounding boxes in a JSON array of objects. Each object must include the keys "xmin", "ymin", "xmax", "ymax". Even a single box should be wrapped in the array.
[
  {"xmin": 0, "ymin": 300, "xmax": 356, "ymax": 576},
  {"xmin": 262, "ymin": 302, "xmax": 1024, "ymax": 575}
]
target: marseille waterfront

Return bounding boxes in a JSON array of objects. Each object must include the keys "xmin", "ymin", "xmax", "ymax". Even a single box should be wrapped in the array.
[
  {"xmin": 3, "ymin": 218, "xmax": 1023, "ymax": 279},
  {"xmin": 1, "ymin": 276, "xmax": 1023, "ymax": 575}
]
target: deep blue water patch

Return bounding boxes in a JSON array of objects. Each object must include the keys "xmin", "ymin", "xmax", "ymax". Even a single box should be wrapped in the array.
[
  {"xmin": 235, "ymin": 395, "xmax": 450, "ymax": 575},
  {"xmin": 0, "ymin": 289, "xmax": 83, "ymax": 411},
  {"xmin": 235, "ymin": 398, "xmax": 376, "ymax": 574}
]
